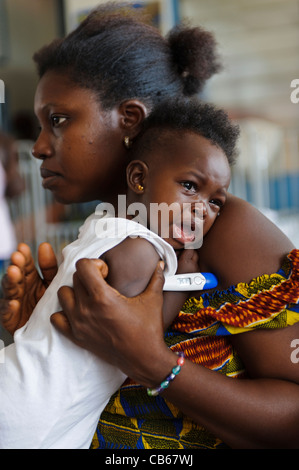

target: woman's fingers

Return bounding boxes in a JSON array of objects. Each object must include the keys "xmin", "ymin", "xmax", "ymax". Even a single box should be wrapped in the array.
[
  {"xmin": 0, "ymin": 242, "xmax": 58, "ymax": 335},
  {"xmin": 140, "ymin": 260, "xmax": 165, "ymax": 300},
  {"xmin": 1, "ymin": 265, "xmax": 23, "ymax": 299},
  {"xmin": 0, "ymin": 299, "xmax": 21, "ymax": 334},
  {"xmin": 16, "ymin": 243, "xmax": 37, "ymax": 276},
  {"xmin": 50, "ymin": 312, "xmax": 73, "ymax": 340},
  {"xmin": 38, "ymin": 243, "xmax": 58, "ymax": 286},
  {"xmin": 57, "ymin": 285, "xmax": 76, "ymax": 314},
  {"xmin": 74, "ymin": 258, "xmax": 111, "ymax": 298}
]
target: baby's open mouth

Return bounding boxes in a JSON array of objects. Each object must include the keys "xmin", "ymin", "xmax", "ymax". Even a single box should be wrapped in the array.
[{"xmin": 172, "ymin": 224, "xmax": 196, "ymax": 243}]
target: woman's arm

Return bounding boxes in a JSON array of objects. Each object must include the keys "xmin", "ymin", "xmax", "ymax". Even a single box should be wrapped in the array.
[
  {"xmin": 51, "ymin": 257, "xmax": 299, "ymax": 448},
  {"xmin": 164, "ymin": 324, "xmax": 299, "ymax": 449},
  {"xmin": 51, "ymin": 196, "xmax": 299, "ymax": 448}
]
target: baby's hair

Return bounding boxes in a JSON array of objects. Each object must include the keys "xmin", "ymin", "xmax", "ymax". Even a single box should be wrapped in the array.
[
  {"xmin": 33, "ymin": 2, "xmax": 222, "ymax": 109},
  {"xmin": 130, "ymin": 99, "xmax": 240, "ymax": 165}
]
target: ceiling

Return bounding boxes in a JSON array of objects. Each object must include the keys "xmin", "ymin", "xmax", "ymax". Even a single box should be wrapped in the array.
[{"xmin": 0, "ymin": 0, "xmax": 298, "ymax": 130}]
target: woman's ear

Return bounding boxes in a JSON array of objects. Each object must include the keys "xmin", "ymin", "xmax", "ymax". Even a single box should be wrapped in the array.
[
  {"xmin": 126, "ymin": 160, "xmax": 148, "ymax": 194},
  {"xmin": 118, "ymin": 100, "xmax": 148, "ymax": 139}
]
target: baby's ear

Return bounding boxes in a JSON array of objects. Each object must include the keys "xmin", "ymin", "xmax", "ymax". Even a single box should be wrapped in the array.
[{"xmin": 126, "ymin": 160, "xmax": 148, "ymax": 194}]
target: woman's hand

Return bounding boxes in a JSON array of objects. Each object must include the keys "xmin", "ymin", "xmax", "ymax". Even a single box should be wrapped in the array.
[
  {"xmin": 51, "ymin": 258, "xmax": 176, "ymax": 388},
  {"xmin": 0, "ymin": 242, "xmax": 58, "ymax": 334},
  {"xmin": 50, "ymin": 256, "xmax": 299, "ymax": 448}
]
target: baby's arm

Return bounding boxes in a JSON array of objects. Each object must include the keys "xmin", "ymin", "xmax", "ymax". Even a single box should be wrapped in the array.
[
  {"xmin": 100, "ymin": 236, "xmax": 161, "ymax": 298},
  {"xmin": 102, "ymin": 240, "xmax": 199, "ymax": 329}
]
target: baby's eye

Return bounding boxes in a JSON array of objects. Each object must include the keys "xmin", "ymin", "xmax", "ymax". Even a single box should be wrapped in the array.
[
  {"xmin": 51, "ymin": 115, "xmax": 67, "ymax": 127},
  {"xmin": 209, "ymin": 199, "xmax": 224, "ymax": 209},
  {"xmin": 181, "ymin": 181, "xmax": 197, "ymax": 192}
]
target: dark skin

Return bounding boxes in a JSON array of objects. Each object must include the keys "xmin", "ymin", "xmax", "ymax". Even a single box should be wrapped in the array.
[
  {"xmin": 198, "ymin": 193, "xmax": 293, "ymax": 289},
  {"xmin": 3, "ymin": 195, "xmax": 299, "ymax": 449},
  {"xmin": 125, "ymin": 132, "xmax": 230, "ymax": 250},
  {"xmin": 0, "ymin": 69, "xmax": 147, "ymax": 332},
  {"xmin": 0, "ymin": 242, "xmax": 57, "ymax": 333},
  {"xmin": 1, "ymin": 70, "xmax": 299, "ymax": 448},
  {"xmin": 1, "ymin": 129, "xmax": 229, "ymax": 332},
  {"xmin": 101, "ymin": 132, "xmax": 230, "ymax": 327},
  {"xmin": 51, "ymin": 199, "xmax": 299, "ymax": 449}
]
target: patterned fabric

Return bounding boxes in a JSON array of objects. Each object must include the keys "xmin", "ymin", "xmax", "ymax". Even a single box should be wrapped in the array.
[{"xmin": 91, "ymin": 249, "xmax": 299, "ymax": 449}]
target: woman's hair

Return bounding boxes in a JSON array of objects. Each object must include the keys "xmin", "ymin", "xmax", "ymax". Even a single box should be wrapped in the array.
[
  {"xmin": 129, "ymin": 98, "xmax": 240, "ymax": 165},
  {"xmin": 33, "ymin": 2, "xmax": 222, "ymax": 110}
]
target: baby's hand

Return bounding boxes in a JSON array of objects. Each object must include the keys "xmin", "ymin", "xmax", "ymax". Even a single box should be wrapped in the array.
[{"xmin": 176, "ymin": 249, "xmax": 199, "ymax": 275}]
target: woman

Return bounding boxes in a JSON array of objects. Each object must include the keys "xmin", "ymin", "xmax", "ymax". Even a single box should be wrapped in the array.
[{"xmin": 1, "ymin": 3, "xmax": 299, "ymax": 449}]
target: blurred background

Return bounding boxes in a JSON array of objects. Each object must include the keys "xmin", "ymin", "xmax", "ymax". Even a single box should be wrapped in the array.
[{"xmin": 0, "ymin": 0, "xmax": 298, "ymax": 264}]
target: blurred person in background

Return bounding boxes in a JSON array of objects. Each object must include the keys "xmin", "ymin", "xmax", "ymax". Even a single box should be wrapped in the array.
[
  {"xmin": 0, "ymin": 131, "xmax": 24, "ymax": 277},
  {"xmin": 0, "ymin": 131, "xmax": 24, "ymax": 344}
]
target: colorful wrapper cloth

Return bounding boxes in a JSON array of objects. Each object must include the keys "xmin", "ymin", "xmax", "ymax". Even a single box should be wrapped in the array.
[{"xmin": 91, "ymin": 249, "xmax": 299, "ymax": 449}]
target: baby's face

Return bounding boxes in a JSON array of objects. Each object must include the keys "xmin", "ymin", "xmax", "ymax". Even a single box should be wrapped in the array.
[{"xmin": 136, "ymin": 132, "xmax": 231, "ymax": 250}]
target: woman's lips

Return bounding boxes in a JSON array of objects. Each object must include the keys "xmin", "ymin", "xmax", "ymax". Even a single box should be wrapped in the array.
[{"xmin": 40, "ymin": 168, "xmax": 61, "ymax": 188}]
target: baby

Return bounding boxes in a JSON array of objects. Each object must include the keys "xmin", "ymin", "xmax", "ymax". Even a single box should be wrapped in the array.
[{"xmin": 0, "ymin": 98, "xmax": 238, "ymax": 448}]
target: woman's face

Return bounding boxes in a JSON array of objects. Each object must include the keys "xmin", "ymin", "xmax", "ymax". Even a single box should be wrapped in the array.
[{"xmin": 33, "ymin": 70, "xmax": 128, "ymax": 204}]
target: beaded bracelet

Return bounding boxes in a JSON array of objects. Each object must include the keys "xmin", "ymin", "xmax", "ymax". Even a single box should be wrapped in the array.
[{"xmin": 147, "ymin": 352, "xmax": 185, "ymax": 397}]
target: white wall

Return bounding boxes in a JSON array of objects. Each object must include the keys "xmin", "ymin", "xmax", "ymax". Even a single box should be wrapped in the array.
[
  {"xmin": 0, "ymin": 0, "xmax": 59, "ymax": 119},
  {"xmin": 180, "ymin": 0, "xmax": 299, "ymax": 128}
]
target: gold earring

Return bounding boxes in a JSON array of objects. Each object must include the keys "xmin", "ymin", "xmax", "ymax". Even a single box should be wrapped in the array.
[
  {"xmin": 124, "ymin": 136, "xmax": 132, "ymax": 149},
  {"xmin": 137, "ymin": 184, "xmax": 144, "ymax": 191}
]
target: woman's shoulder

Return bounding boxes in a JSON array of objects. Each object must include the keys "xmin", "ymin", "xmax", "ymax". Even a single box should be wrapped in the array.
[{"xmin": 198, "ymin": 194, "xmax": 295, "ymax": 289}]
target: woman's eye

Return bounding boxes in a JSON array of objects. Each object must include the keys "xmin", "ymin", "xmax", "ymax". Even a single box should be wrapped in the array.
[
  {"xmin": 181, "ymin": 181, "xmax": 196, "ymax": 192},
  {"xmin": 51, "ymin": 115, "xmax": 67, "ymax": 127}
]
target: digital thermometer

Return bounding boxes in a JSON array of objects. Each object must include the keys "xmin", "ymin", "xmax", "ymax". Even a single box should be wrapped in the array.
[{"xmin": 163, "ymin": 272, "xmax": 218, "ymax": 291}]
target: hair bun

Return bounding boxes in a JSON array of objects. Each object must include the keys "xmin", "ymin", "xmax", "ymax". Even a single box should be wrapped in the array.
[{"xmin": 167, "ymin": 23, "xmax": 222, "ymax": 95}]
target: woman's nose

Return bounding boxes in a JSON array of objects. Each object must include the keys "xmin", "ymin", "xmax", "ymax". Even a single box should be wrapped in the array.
[{"xmin": 31, "ymin": 132, "xmax": 53, "ymax": 160}]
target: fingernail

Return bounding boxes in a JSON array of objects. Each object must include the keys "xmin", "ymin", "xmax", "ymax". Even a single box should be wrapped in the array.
[{"xmin": 159, "ymin": 260, "xmax": 165, "ymax": 270}]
